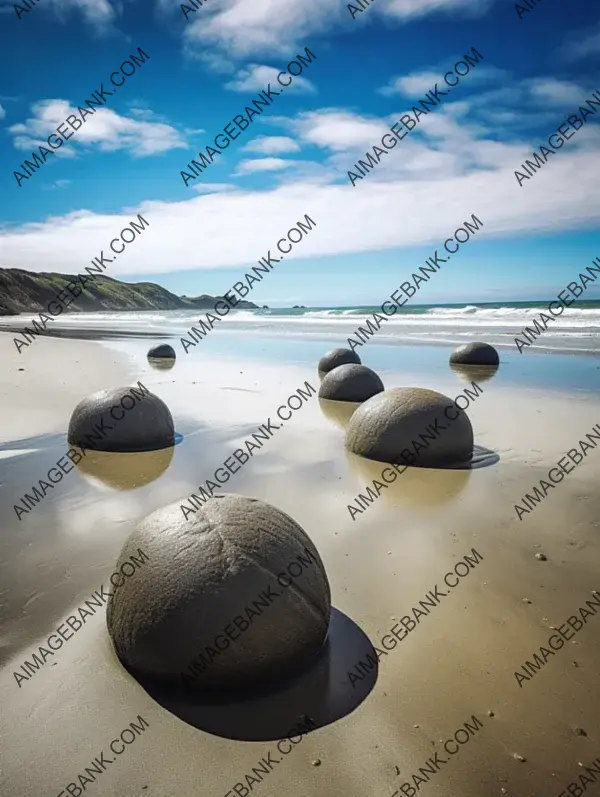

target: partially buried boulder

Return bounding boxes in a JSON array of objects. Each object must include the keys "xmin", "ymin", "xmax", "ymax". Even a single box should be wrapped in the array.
[
  {"xmin": 318, "ymin": 348, "xmax": 361, "ymax": 374},
  {"xmin": 148, "ymin": 344, "xmax": 176, "ymax": 360},
  {"xmin": 68, "ymin": 385, "xmax": 175, "ymax": 453},
  {"xmin": 346, "ymin": 387, "xmax": 474, "ymax": 467},
  {"xmin": 450, "ymin": 342, "xmax": 499, "ymax": 367},
  {"xmin": 319, "ymin": 364, "xmax": 384, "ymax": 403},
  {"xmin": 106, "ymin": 494, "xmax": 331, "ymax": 691}
]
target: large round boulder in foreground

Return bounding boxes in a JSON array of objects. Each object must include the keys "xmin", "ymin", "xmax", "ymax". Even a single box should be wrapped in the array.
[
  {"xmin": 68, "ymin": 385, "xmax": 175, "ymax": 453},
  {"xmin": 106, "ymin": 494, "xmax": 331, "ymax": 691},
  {"xmin": 318, "ymin": 348, "xmax": 361, "ymax": 374},
  {"xmin": 319, "ymin": 364, "xmax": 384, "ymax": 403},
  {"xmin": 450, "ymin": 342, "xmax": 499, "ymax": 366},
  {"xmin": 148, "ymin": 344, "xmax": 176, "ymax": 360},
  {"xmin": 346, "ymin": 387, "xmax": 473, "ymax": 467}
]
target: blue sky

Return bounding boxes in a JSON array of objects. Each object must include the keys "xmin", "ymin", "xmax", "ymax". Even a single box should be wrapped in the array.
[{"xmin": 0, "ymin": 0, "xmax": 599, "ymax": 306}]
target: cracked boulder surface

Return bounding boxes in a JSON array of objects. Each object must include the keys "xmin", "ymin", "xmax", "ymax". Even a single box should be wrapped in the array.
[{"xmin": 106, "ymin": 494, "xmax": 331, "ymax": 691}]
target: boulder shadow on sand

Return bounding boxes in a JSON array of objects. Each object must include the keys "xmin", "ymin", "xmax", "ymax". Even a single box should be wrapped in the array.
[{"xmin": 130, "ymin": 607, "xmax": 377, "ymax": 741}]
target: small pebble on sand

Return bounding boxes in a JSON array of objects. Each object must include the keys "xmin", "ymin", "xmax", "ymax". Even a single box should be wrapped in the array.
[
  {"xmin": 513, "ymin": 753, "xmax": 526, "ymax": 762},
  {"xmin": 522, "ymin": 598, "xmax": 531, "ymax": 604},
  {"xmin": 487, "ymin": 710, "xmax": 495, "ymax": 717},
  {"xmin": 312, "ymin": 760, "xmax": 321, "ymax": 767},
  {"xmin": 535, "ymin": 553, "xmax": 547, "ymax": 561},
  {"xmin": 574, "ymin": 727, "xmax": 587, "ymax": 736}
]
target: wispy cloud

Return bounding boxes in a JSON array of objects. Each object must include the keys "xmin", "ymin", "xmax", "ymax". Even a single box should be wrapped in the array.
[
  {"xmin": 8, "ymin": 100, "xmax": 188, "ymax": 157},
  {"xmin": 225, "ymin": 64, "xmax": 317, "ymax": 94},
  {"xmin": 379, "ymin": 64, "xmax": 507, "ymax": 97},
  {"xmin": 559, "ymin": 21, "xmax": 600, "ymax": 62},
  {"xmin": 0, "ymin": 103, "xmax": 5, "ymax": 120},
  {"xmin": 242, "ymin": 136, "xmax": 301, "ymax": 155}
]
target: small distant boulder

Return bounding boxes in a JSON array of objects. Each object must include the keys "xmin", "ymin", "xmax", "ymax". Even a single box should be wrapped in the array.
[
  {"xmin": 346, "ymin": 387, "xmax": 474, "ymax": 467},
  {"xmin": 148, "ymin": 344, "xmax": 176, "ymax": 360},
  {"xmin": 318, "ymin": 348, "xmax": 361, "ymax": 374},
  {"xmin": 319, "ymin": 364, "xmax": 384, "ymax": 403},
  {"xmin": 450, "ymin": 342, "xmax": 499, "ymax": 367}
]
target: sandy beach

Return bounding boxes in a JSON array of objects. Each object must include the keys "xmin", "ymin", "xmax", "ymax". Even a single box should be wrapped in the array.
[{"xmin": 1, "ymin": 330, "xmax": 600, "ymax": 797}]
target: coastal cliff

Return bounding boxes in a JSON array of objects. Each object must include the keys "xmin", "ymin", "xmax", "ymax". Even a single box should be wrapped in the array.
[{"xmin": 0, "ymin": 268, "xmax": 262, "ymax": 315}]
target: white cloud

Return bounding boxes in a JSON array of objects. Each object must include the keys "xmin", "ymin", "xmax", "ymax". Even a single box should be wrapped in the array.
[
  {"xmin": 0, "ymin": 103, "xmax": 5, "ymax": 120},
  {"xmin": 380, "ymin": 71, "xmax": 441, "ymax": 97},
  {"xmin": 379, "ymin": 64, "xmax": 507, "ymax": 96},
  {"xmin": 242, "ymin": 136, "xmax": 301, "ymax": 154},
  {"xmin": 2, "ymin": 139, "xmax": 600, "ymax": 277},
  {"xmin": 225, "ymin": 64, "xmax": 317, "ymax": 94},
  {"xmin": 527, "ymin": 78, "xmax": 591, "ymax": 106},
  {"xmin": 8, "ymin": 100, "xmax": 188, "ymax": 157},
  {"xmin": 53, "ymin": 0, "xmax": 115, "ymax": 27},
  {"xmin": 233, "ymin": 158, "xmax": 300, "ymax": 175},
  {"xmin": 277, "ymin": 110, "xmax": 389, "ymax": 151},
  {"xmin": 182, "ymin": 0, "xmax": 490, "ymax": 61}
]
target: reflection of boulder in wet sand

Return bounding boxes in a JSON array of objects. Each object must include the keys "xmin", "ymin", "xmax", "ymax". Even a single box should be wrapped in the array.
[
  {"xmin": 319, "ymin": 364, "xmax": 384, "ymax": 403},
  {"xmin": 107, "ymin": 494, "xmax": 331, "ymax": 692},
  {"xmin": 318, "ymin": 398, "xmax": 361, "ymax": 430},
  {"xmin": 450, "ymin": 342, "xmax": 499, "ymax": 366},
  {"xmin": 148, "ymin": 344, "xmax": 176, "ymax": 360},
  {"xmin": 450, "ymin": 362, "xmax": 499, "ymax": 383},
  {"xmin": 347, "ymin": 450, "xmax": 472, "ymax": 509},
  {"xmin": 148, "ymin": 359, "xmax": 175, "ymax": 371},
  {"xmin": 75, "ymin": 446, "xmax": 175, "ymax": 490},
  {"xmin": 68, "ymin": 386, "xmax": 175, "ymax": 453},
  {"xmin": 346, "ymin": 387, "xmax": 473, "ymax": 467},
  {"xmin": 318, "ymin": 348, "xmax": 361, "ymax": 375}
]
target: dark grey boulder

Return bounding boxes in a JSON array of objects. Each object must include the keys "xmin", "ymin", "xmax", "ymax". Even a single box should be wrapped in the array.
[
  {"xmin": 450, "ymin": 342, "xmax": 499, "ymax": 366},
  {"xmin": 68, "ymin": 385, "xmax": 175, "ymax": 453},
  {"xmin": 148, "ymin": 344, "xmax": 176, "ymax": 360},
  {"xmin": 318, "ymin": 348, "xmax": 361, "ymax": 374},
  {"xmin": 345, "ymin": 387, "xmax": 474, "ymax": 467},
  {"xmin": 106, "ymin": 494, "xmax": 331, "ymax": 691},
  {"xmin": 319, "ymin": 364, "xmax": 384, "ymax": 403}
]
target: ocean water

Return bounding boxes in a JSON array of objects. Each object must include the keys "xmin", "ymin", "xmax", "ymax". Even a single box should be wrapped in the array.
[{"xmin": 3, "ymin": 300, "xmax": 600, "ymax": 355}]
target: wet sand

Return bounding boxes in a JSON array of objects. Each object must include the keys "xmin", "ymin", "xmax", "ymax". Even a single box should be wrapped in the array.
[{"xmin": 1, "ymin": 333, "xmax": 600, "ymax": 797}]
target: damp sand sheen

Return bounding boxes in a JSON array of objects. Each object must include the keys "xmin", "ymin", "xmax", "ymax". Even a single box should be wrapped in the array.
[{"xmin": 1, "ymin": 333, "xmax": 600, "ymax": 797}]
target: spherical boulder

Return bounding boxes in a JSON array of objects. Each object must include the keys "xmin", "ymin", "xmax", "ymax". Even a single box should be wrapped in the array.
[
  {"xmin": 319, "ymin": 364, "xmax": 384, "ymax": 403},
  {"xmin": 68, "ymin": 385, "xmax": 175, "ymax": 453},
  {"xmin": 450, "ymin": 342, "xmax": 499, "ymax": 367},
  {"xmin": 148, "ymin": 344, "xmax": 176, "ymax": 360},
  {"xmin": 318, "ymin": 348, "xmax": 361, "ymax": 374},
  {"xmin": 345, "ymin": 387, "xmax": 474, "ymax": 467},
  {"xmin": 106, "ymin": 494, "xmax": 331, "ymax": 691}
]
